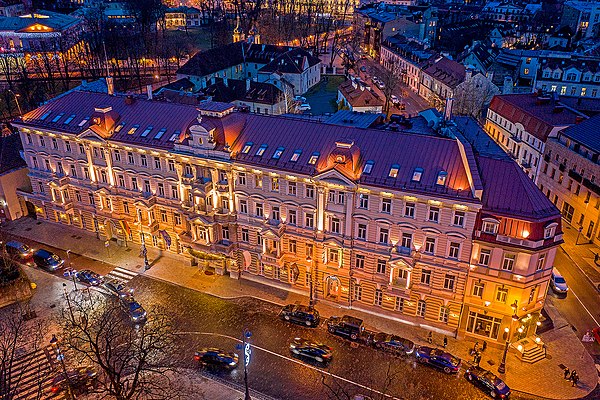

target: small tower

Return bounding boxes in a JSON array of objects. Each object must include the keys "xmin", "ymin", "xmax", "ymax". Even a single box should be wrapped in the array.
[
  {"xmin": 248, "ymin": 23, "xmax": 261, "ymax": 45},
  {"xmin": 233, "ymin": 17, "xmax": 244, "ymax": 43}
]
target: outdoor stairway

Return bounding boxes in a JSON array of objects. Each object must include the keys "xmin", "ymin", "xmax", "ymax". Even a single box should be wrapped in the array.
[{"xmin": 512, "ymin": 337, "xmax": 546, "ymax": 363}]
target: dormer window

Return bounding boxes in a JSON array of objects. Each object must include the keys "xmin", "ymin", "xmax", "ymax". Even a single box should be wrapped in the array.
[
  {"xmin": 64, "ymin": 114, "xmax": 76, "ymax": 124},
  {"xmin": 78, "ymin": 117, "xmax": 90, "ymax": 127},
  {"xmin": 273, "ymin": 147, "xmax": 284, "ymax": 159},
  {"xmin": 436, "ymin": 171, "xmax": 448, "ymax": 186},
  {"xmin": 114, "ymin": 122, "xmax": 126, "ymax": 132},
  {"xmin": 168, "ymin": 132, "xmax": 179, "ymax": 142},
  {"xmin": 335, "ymin": 154, "xmax": 345, "ymax": 163},
  {"xmin": 482, "ymin": 219, "xmax": 499, "ymax": 234},
  {"xmin": 412, "ymin": 167, "xmax": 423, "ymax": 182},
  {"xmin": 127, "ymin": 124, "xmax": 139, "ymax": 135},
  {"xmin": 389, "ymin": 164, "xmax": 399, "ymax": 178},
  {"xmin": 154, "ymin": 128, "xmax": 167, "ymax": 140},
  {"xmin": 308, "ymin": 152, "xmax": 319, "ymax": 165},
  {"xmin": 544, "ymin": 223, "xmax": 557, "ymax": 239},
  {"xmin": 290, "ymin": 149, "xmax": 302, "ymax": 162},
  {"xmin": 241, "ymin": 142, "xmax": 253, "ymax": 154},
  {"xmin": 39, "ymin": 111, "xmax": 51, "ymax": 121},
  {"xmin": 256, "ymin": 144, "xmax": 267, "ymax": 157},
  {"xmin": 362, "ymin": 160, "xmax": 374, "ymax": 174},
  {"xmin": 51, "ymin": 113, "xmax": 64, "ymax": 123},
  {"xmin": 140, "ymin": 126, "xmax": 153, "ymax": 137}
]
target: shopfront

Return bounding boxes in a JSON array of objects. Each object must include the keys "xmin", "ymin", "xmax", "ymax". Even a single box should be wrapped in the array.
[{"xmin": 466, "ymin": 311, "xmax": 502, "ymax": 340}]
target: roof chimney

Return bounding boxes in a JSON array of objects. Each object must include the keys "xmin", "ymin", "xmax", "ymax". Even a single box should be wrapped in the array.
[
  {"xmin": 146, "ymin": 85, "xmax": 153, "ymax": 100},
  {"xmin": 106, "ymin": 76, "xmax": 114, "ymax": 96},
  {"xmin": 575, "ymin": 115, "xmax": 585, "ymax": 124}
]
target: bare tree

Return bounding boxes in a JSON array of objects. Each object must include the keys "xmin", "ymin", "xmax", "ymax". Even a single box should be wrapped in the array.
[
  {"xmin": 453, "ymin": 74, "xmax": 499, "ymax": 120},
  {"xmin": 379, "ymin": 59, "xmax": 403, "ymax": 118},
  {"xmin": 58, "ymin": 291, "xmax": 180, "ymax": 400}
]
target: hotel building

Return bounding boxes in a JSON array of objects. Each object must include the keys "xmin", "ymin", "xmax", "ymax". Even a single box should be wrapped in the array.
[{"xmin": 14, "ymin": 90, "xmax": 562, "ymax": 349}]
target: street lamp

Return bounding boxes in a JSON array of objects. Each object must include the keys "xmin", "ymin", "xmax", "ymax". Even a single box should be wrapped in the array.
[
  {"xmin": 7, "ymin": 89, "xmax": 22, "ymax": 115},
  {"xmin": 306, "ymin": 255, "xmax": 314, "ymax": 307},
  {"xmin": 50, "ymin": 334, "xmax": 74, "ymax": 400},
  {"xmin": 498, "ymin": 301, "xmax": 519, "ymax": 374},
  {"xmin": 236, "ymin": 328, "xmax": 252, "ymax": 400},
  {"xmin": 139, "ymin": 225, "xmax": 150, "ymax": 270}
]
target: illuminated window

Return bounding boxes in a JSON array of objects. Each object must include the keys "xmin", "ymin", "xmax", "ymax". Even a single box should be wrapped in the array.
[
  {"xmin": 140, "ymin": 126, "xmax": 153, "ymax": 137},
  {"xmin": 127, "ymin": 124, "xmax": 140, "ymax": 135},
  {"xmin": 389, "ymin": 164, "xmax": 399, "ymax": 178},
  {"xmin": 154, "ymin": 128, "xmax": 167, "ymax": 140},
  {"xmin": 272, "ymin": 147, "xmax": 284, "ymax": 159},
  {"xmin": 241, "ymin": 142, "xmax": 253, "ymax": 154},
  {"xmin": 436, "ymin": 171, "xmax": 448, "ymax": 185},
  {"xmin": 51, "ymin": 113, "xmax": 64, "ymax": 123},
  {"xmin": 290, "ymin": 149, "xmax": 302, "ymax": 162},
  {"xmin": 64, "ymin": 114, "xmax": 76, "ymax": 124},
  {"xmin": 78, "ymin": 117, "xmax": 90, "ymax": 127},
  {"xmin": 412, "ymin": 167, "xmax": 423, "ymax": 182},
  {"xmin": 39, "ymin": 111, "xmax": 51, "ymax": 120},
  {"xmin": 308, "ymin": 152, "xmax": 319, "ymax": 165},
  {"xmin": 255, "ymin": 144, "xmax": 267, "ymax": 156},
  {"xmin": 362, "ymin": 160, "xmax": 374, "ymax": 174}
]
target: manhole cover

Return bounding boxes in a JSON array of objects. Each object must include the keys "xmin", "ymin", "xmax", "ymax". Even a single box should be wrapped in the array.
[{"xmin": 204, "ymin": 270, "xmax": 214, "ymax": 276}]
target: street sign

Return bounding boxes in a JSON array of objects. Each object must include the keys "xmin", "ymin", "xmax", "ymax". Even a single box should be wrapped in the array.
[{"xmin": 244, "ymin": 343, "xmax": 251, "ymax": 367}]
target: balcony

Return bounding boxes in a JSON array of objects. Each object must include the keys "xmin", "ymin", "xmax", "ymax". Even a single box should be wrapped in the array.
[{"xmin": 215, "ymin": 180, "xmax": 229, "ymax": 193}]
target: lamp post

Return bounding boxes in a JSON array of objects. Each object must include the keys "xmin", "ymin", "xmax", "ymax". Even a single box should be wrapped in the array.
[
  {"xmin": 238, "ymin": 328, "xmax": 252, "ymax": 400},
  {"xmin": 306, "ymin": 255, "xmax": 314, "ymax": 307},
  {"xmin": 498, "ymin": 301, "xmax": 519, "ymax": 374},
  {"xmin": 7, "ymin": 89, "xmax": 22, "ymax": 115},
  {"xmin": 50, "ymin": 334, "xmax": 74, "ymax": 400},
  {"xmin": 138, "ymin": 223, "xmax": 150, "ymax": 270}
]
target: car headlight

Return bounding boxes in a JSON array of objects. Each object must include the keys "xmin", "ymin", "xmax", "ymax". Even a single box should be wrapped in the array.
[
  {"xmin": 229, "ymin": 361, "xmax": 237, "ymax": 366},
  {"xmin": 290, "ymin": 344, "xmax": 296, "ymax": 348}
]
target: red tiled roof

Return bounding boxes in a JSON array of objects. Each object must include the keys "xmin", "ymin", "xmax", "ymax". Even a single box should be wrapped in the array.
[
  {"xmin": 489, "ymin": 94, "xmax": 584, "ymax": 141},
  {"xmin": 338, "ymin": 80, "xmax": 384, "ymax": 108}
]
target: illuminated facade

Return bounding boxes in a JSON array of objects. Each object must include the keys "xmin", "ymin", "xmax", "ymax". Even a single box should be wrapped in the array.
[{"xmin": 14, "ymin": 91, "xmax": 562, "ymax": 345}]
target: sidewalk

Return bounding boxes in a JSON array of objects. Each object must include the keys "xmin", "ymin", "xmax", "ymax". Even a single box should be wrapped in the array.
[
  {"xmin": 3, "ymin": 217, "xmax": 598, "ymax": 400},
  {"xmin": 560, "ymin": 224, "xmax": 600, "ymax": 288}
]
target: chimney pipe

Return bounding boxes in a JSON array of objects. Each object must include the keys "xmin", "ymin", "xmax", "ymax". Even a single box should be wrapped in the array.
[
  {"xmin": 106, "ymin": 76, "xmax": 114, "ymax": 96},
  {"xmin": 146, "ymin": 84, "xmax": 153, "ymax": 100}
]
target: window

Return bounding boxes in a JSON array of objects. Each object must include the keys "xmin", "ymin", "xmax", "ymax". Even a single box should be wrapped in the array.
[
  {"xmin": 379, "ymin": 227, "xmax": 389, "ymax": 244},
  {"xmin": 171, "ymin": 186, "xmax": 179, "ymax": 199},
  {"xmin": 449, "ymin": 242, "xmax": 460, "ymax": 259},
  {"xmin": 395, "ymin": 297, "xmax": 404, "ymax": 312},
  {"xmin": 118, "ymin": 174, "xmax": 125, "ymax": 187},
  {"xmin": 377, "ymin": 259, "xmax": 386, "ymax": 274},
  {"xmin": 536, "ymin": 254, "xmax": 546, "ymax": 271},
  {"xmin": 157, "ymin": 183, "xmax": 165, "ymax": 196},
  {"xmin": 328, "ymin": 248, "xmax": 339, "ymax": 263},
  {"xmin": 32, "ymin": 157, "xmax": 38, "ymax": 169},
  {"xmin": 482, "ymin": 221, "xmax": 498, "ymax": 234},
  {"xmin": 39, "ymin": 136, "xmax": 45, "ymax": 147},
  {"xmin": 88, "ymin": 193, "xmax": 95, "ymax": 205},
  {"xmin": 479, "ymin": 249, "xmax": 491, "ymax": 266},
  {"xmin": 436, "ymin": 171, "xmax": 447, "ymax": 185},
  {"xmin": 305, "ymin": 212, "xmax": 314, "ymax": 228},
  {"xmin": 272, "ymin": 147, "xmax": 284, "ymax": 159},
  {"xmin": 255, "ymin": 144, "xmax": 267, "ymax": 156},
  {"xmin": 271, "ymin": 206, "xmax": 280, "ymax": 221},
  {"xmin": 26, "ymin": 133, "xmax": 32, "ymax": 145},
  {"xmin": 362, "ymin": 160, "xmax": 374, "ymax": 174},
  {"xmin": 255, "ymin": 203, "xmax": 264, "ymax": 217},
  {"xmin": 131, "ymin": 178, "xmax": 138, "ymax": 191},
  {"xmin": 357, "ymin": 223, "xmax": 367, "ymax": 240},
  {"xmin": 288, "ymin": 209, "xmax": 297, "ymax": 225},
  {"xmin": 496, "ymin": 287, "xmax": 508, "ymax": 303},
  {"xmin": 353, "ymin": 285, "xmax": 362, "ymax": 301},
  {"xmin": 40, "ymin": 111, "xmax": 51, "ymax": 120},
  {"xmin": 374, "ymin": 289, "xmax": 382, "ymax": 306},
  {"xmin": 154, "ymin": 128, "xmax": 167, "ymax": 140},
  {"xmin": 222, "ymin": 226, "xmax": 230, "ymax": 241},
  {"xmin": 70, "ymin": 165, "xmax": 78, "ymax": 178},
  {"xmin": 114, "ymin": 121, "xmax": 125, "ymax": 132},
  {"xmin": 404, "ymin": 202, "xmax": 415, "ymax": 218},
  {"xmin": 127, "ymin": 124, "xmax": 140, "ymax": 135},
  {"xmin": 412, "ymin": 167, "xmax": 424, "ymax": 182},
  {"xmin": 51, "ymin": 113, "xmax": 64, "ymax": 123},
  {"xmin": 140, "ymin": 155, "xmax": 147, "ymax": 167},
  {"xmin": 331, "ymin": 217, "xmax": 341, "ymax": 234},
  {"xmin": 79, "ymin": 143, "xmax": 85, "ymax": 154},
  {"xmin": 271, "ymin": 177, "xmax": 279, "ymax": 192},
  {"xmin": 113, "ymin": 150, "xmax": 121, "ymax": 162},
  {"xmin": 389, "ymin": 164, "xmax": 399, "ymax": 178},
  {"xmin": 290, "ymin": 149, "xmax": 301, "ymax": 162},
  {"xmin": 305, "ymin": 185, "xmax": 315, "ymax": 199},
  {"xmin": 453, "ymin": 211, "xmax": 465, "ymax": 227},
  {"xmin": 99, "ymin": 170, "xmax": 107, "ymax": 183},
  {"xmin": 140, "ymin": 126, "xmax": 153, "ymax": 137},
  {"xmin": 544, "ymin": 226, "xmax": 555, "ymax": 239},
  {"xmin": 382, "ymin": 198, "xmax": 392, "ymax": 213},
  {"xmin": 174, "ymin": 213, "xmax": 181, "ymax": 225},
  {"xmin": 359, "ymin": 193, "xmax": 369, "ymax": 209},
  {"xmin": 287, "ymin": 239, "xmax": 296, "ymax": 254},
  {"xmin": 473, "ymin": 282, "xmax": 484, "ymax": 298},
  {"xmin": 45, "ymin": 159, "xmax": 51, "ymax": 171},
  {"xmin": 308, "ymin": 152, "xmax": 319, "ymax": 165},
  {"xmin": 502, "ymin": 254, "xmax": 515, "ymax": 271},
  {"xmin": 154, "ymin": 157, "xmax": 161, "ymax": 169},
  {"xmin": 254, "ymin": 175, "xmax": 262, "ymax": 188},
  {"xmin": 52, "ymin": 138, "xmax": 58, "ymax": 149},
  {"xmin": 417, "ymin": 300, "xmax": 426, "ymax": 317},
  {"xmin": 242, "ymin": 228, "xmax": 249, "ymax": 242},
  {"xmin": 288, "ymin": 181, "xmax": 296, "ymax": 196},
  {"xmin": 75, "ymin": 190, "xmax": 82, "ymax": 202},
  {"xmin": 78, "ymin": 117, "xmax": 90, "ymax": 127},
  {"xmin": 428, "ymin": 207, "xmax": 439, "ymax": 222},
  {"xmin": 421, "ymin": 269, "xmax": 431, "ymax": 285},
  {"xmin": 355, "ymin": 254, "xmax": 365, "ymax": 269},
  {"xmin": 401, "ymin": 232, "xmax": 412, "ymax": 249},
  {"xmin": 424, "ymin": 237, "xmax": 435, "ymax": 253},
  {"xmin": 38, "ymin": 182, "xmax": 45, "ymax": 194},
  {"xmin": 143, "ymin": 180, "xmax": 151, "ymax": 193},
  {"xmin": 160, "ymin": 209, "xmax": 167, "ymax": 222},
  {"xmin": 127, "ymin": 152, "xmax": 134, "ymax": 164},
  {"xmin": 168, "ymin": 160, "xmax": 175, "ymax": 172},
  {"xmin": 439, "ymin": 306, "xmax": 449, "ymax": 323},
  {"xmin": 444, "ymin": 274, "xmax": 455, "ymax": 291}
]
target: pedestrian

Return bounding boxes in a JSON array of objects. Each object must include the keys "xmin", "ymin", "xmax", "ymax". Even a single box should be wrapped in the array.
[
  {"xmin": 472, "ymin": 341, "xmax": 479, "ymax": 355},
  {"xmin": 482, "ymin": 341, "xmax": 487, "ymax": 352},
  {"xmin": 571, "ymin": 371, "xmax": 579, "ymax": 387},
  {"xmin": 443, "ymin": 336, "xmax": 448, "ymax": 349},
  {"xmin": 427, "ymin": 331, "xmax": 433, "ymax": 344},
  {"xmin": 563, "ymin": 367, "xmax": 571, "ymax": 380},
  {"xmin": 474, "ymin": 351, "xmax": 481, "ymax": 366}
]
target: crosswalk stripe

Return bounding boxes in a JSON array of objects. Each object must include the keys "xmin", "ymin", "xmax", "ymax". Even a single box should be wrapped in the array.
[
  {"xmin": 8, "ymin": 346, "xmax": 55, "ymax": 400},
  {"xmin": 107, "ymin": 270, "xmax": 136, "ymax": 281},
  {"xmin": 113, "ymin": 267, "xmax": 138, "ymax": 278}
]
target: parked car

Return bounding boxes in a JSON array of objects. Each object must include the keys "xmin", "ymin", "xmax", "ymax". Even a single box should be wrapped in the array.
[
  {"xmin": 279, "ymin": 304, "xmax": 320, "ymax": 327},
  {"xmin": 32, "ymin": 249, "xmax": 64, "ymax": 271},
  {"xmin": 4, "ymin": 240, "xmax": 33, "ymax": 263},
  {"xmin": 294, "ymin": 95, "xmax": 307, "ymax": 103},
  {"xmin": 550, "ymin": 268, "xmax": 568, "ymax": 295},
  {"xmin": 297, "ymin": 103, "xmax": 311, "ymax": 111},
  {"xmin": 289, "ymin": 337, "xmax": 332, "ymax": 364},
  {"xmin": 50, "ymin": 367, "xmax": 97, "ymax": 395},
  {"xmin": 103, "ymin": 279, "xmax": 133, "ymax": 298},
  {"xmin": 415, "ymin": 346, "xmax": 461, "ymax": 373},
  {"xmin": 359, "ymin": 66, "xmax": 367, "ymax": 72},
  {"xmin": 465, "ymin": 366, "xmax": 511, "ymax": 398},
  {"xmin": 75, "ymin": 269, "xmax": 103, "ymax": 286},
  {"xmin": 377, "ymin": 81, "xmax": 385, "ymax": 89},
  {"xmin": 391, "ymin": 95, "xmax": 400, "ymax": 105},
  {"xmin": 194, "ymin": 348, "xmax": 239, "ymax": 370},
  {"xmin": 119, "ymin": 296, "xmax": 147, "ymax": 323},
  {"xmin": 371, "ymin": 333, "xmax": 415, "ymax": 355},
  {"xmin": 327, "ymin": 315, "xmax": 364, "ymax": 340}
]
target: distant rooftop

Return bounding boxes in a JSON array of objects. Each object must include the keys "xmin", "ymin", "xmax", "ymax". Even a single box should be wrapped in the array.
[{"xmin": 559, "ymin": 114, "xmax": 600, "ymax": 154}]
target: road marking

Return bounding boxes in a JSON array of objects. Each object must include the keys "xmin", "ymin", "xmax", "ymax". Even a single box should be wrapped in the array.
[
  {"xmin": 569, "ymin": 289, "xmax": 600, "ymax": 326},
  {"xmin": 176, "ymin": 331, "xmax": 403, "ymax": 400}
]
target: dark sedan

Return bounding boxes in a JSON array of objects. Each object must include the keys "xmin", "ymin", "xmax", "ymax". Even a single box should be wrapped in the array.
[
  {"xmin": 32, "ymin": 249, "xmax": 64, "ymax": 271},
  {"xmin": 4, "ymin": 240, "xmax": 33, "ymax": 264},
  {"xmin": 371, "ymin": 333, "xmax": 415, "ymax": 355},
  {"xmin": 415, "ymin": 346, "xmax": 461, "ymax": 374},
  {"xmin": 119, "ymin": 296, "xmax": 147, "ymax": 323},
  {"xmin": 75, "ymin": 269, "xmax": 103, "ymax": 286},
  {"xmin": 194, "ymin": 348, "xmax": 238, "ymax": 370},
  {"xmin": 279, "ymin": 304, "xmax": 320, "ymax": 327},
  {"xmin": 289, "ymin": 337, "xmax": 332, "ymax": 364},
  {"xmin": 465, "ymin": 366, "xmax": 511, "ymax": 398},
  {"xmin": 103, "ymin": 279, "xmax": 133, "ymax": 298}
]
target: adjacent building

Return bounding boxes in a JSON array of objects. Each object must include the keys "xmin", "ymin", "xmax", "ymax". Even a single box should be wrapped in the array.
[
  {"xmin": 561, "ymin": 1, "xmax": 600, "ymax": 40},
  {"xmin": 13, "ymin": 89, "xmax": 562, "ymax": 349},
  {"xmin": 0, "ymin": 132, "xmax": 31, "ymax": 221},
  {"xmin": 380, "ymin": 34, "xmax": 436, "ymax": 93},
  {"xmin": 535, "ymin": 55, "xmax": 600, "ymax": 99},
  {"xmin": 536, "ymin": 115, "xmax": 600, "ymax": 245},
  {"xmin": 337, "ymin": 78, "xmax": 384, "ymax": 113}
]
